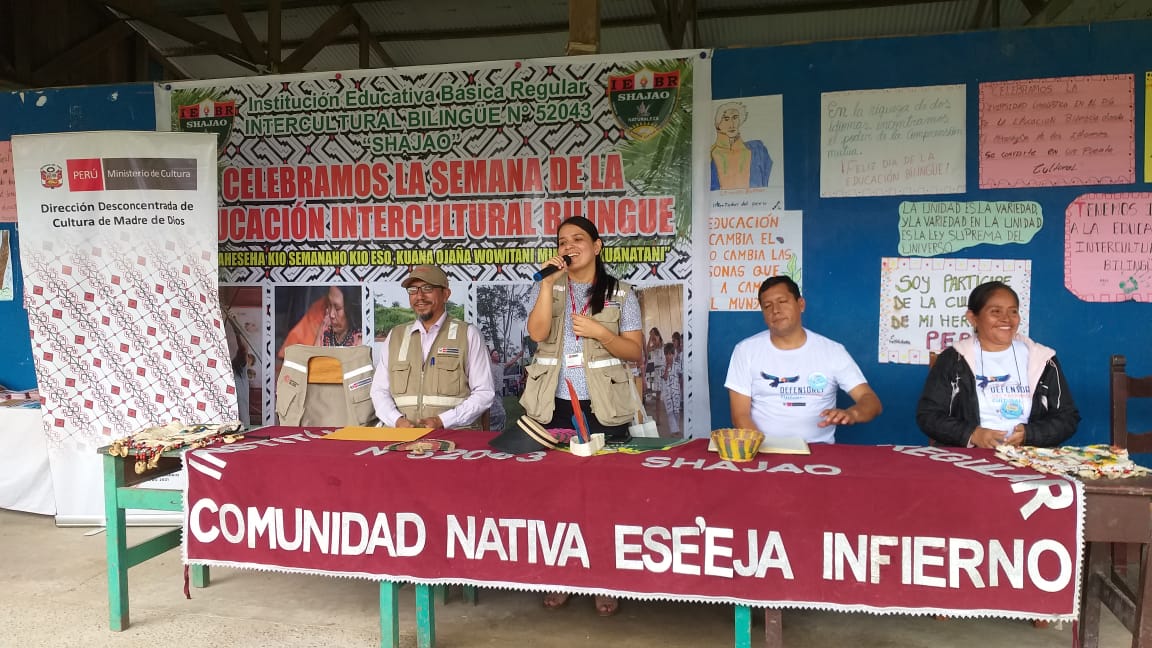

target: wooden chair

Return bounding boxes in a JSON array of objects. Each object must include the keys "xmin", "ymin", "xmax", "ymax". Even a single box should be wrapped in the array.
[
  {"xmin": 1110, "ymin": 355, "xmax": 1152, "ymax": 577},
  {"xmin": 1111, "ymin": 354, "xmax": 1152, "ymax": 452}
]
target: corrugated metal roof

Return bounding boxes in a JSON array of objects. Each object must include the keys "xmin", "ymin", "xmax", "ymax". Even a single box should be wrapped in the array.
[
  {"xmin": 386, "ymin": 32, "xmax": 572, "ymax": 67},
  {"xmin": 133, "ymin": 0, "xmax": 1141, "ymax": 80},
  {"xmin": 701, "ymin": 1, "xmax": 980, "ymax": 48},
  {"xmin": 358, "ymin": 0, "xmax": 571, "ymax": 34}
]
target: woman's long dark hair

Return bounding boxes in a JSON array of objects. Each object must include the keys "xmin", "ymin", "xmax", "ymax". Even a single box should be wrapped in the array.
[{"xmin": 558, "ymin": 216, "xmax": 616, "ymax": 315}]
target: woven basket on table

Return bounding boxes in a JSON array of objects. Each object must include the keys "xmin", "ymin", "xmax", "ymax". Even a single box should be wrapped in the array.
[{"xmin": 711, "ymin": 428, "xmax": 764, "ymax": 462}]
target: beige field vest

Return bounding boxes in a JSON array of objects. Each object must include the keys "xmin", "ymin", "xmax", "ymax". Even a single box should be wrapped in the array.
[
  {"xmin": 519, "ymin": 281, "xmax": 634, "ymax": 426},
  {"xmin": 387, "ymin": 317, "xmax": 479, "ymax": 427},
  {"xmin": 276, "ymin": 345, "xmax": 377, "ymax": 426}
]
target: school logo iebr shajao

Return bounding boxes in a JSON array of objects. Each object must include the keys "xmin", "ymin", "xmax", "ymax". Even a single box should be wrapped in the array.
[
  {"xmin": 607, "ymin": 68, "xmax": 680, "ymax": 140},
  {"xmin": 177, "ymin": 99, "xmax": 237, "ymax": 151}
]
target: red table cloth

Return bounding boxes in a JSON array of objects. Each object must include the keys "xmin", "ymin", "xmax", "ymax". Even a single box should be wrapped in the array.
[{"xmin": 183, "ymin": 428, "xmax": 1083, "ymax": 620}]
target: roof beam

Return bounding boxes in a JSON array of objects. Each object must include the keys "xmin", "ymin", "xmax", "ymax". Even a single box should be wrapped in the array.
[
  {"xmin": 1025, "ymin": 0, "xmax": 1073, "ymax": 24},
  {"xmin": 12, "ymin": 0, "xmax": 32, "ymax": 80},
  {"xmin": 161, "ymin": 0, "xmax": 958, "ymax": 58},
  {"xmin": 268, "ymin": 0, "xmax": 281, "ymax": 71},
  {"xmin": 135, "ymin": 31, "xmax": 150, "ymax": 80},
  {"xmin": 968, "ymin": 0, "xmax": 990, "ymax": 28},
  {"xmin": 355, "ymin": 14, "xmax": 393, "ymax": 67},
  {"xmin": 145, "ymin": 38, "xmax": 191, "ymax": 80},
  {"xmin": 32, "ymin": 21, "xmax": 135, "ymax": 85},
  {"xmin": 178, "ymin": 0, "xmax": 390, "ymax": 19},
  {"xmin": 87, "ymin": 0, "xmax": 193, "ymax": 80},
  {"xmin": 279, "ymin": 4, "xmax": 356, "ymax": 72},
  {"xmin": 95, "ymin": 0, "xmax": 253, "ymax": 63},
  {"xmin": 358, "ymin": 15, "xmax": 370, "ymax": 68},
  {"xmin": 1018, "ymin": 0, "xmax": 1049, "ymax": 16},
  {"xmin": 698, "ymin": 0, "xmax": 959, "ymax": 21},
  {"xmin": 651, "ymin": 0, "xmax": 694, "ymax": 49},
  {"xmin": 0, "ymin": 51, "xmax": 16, "ymax": 80},
  {"xmin": 219, "ymin": 0, "xmax": 268, "ymax": 64}
]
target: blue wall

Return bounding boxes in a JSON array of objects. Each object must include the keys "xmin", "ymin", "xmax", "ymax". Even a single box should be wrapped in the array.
[
  {"xmin": 707, "ymin": 21, "xmax": 1152, "ymax": 445},
  {"xmin": 2, "ymin": 23, "xmax": 1150, "ymax": 444},
  {"xmin": 0, "ymin": 84, "xmax": 156, "ymax": 389}
]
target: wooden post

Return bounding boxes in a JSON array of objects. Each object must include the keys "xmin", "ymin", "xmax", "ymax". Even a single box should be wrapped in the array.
[{"xmin": 567, "ymin": 0, "xmax": 600, "ymax": 56}]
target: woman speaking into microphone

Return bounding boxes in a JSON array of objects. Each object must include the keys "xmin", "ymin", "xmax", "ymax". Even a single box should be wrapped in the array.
[
  {"xmin": 519, "ymin": 215, "xmax": 643, "ymax": 439},
  {"xmin": 519, "ymin": 215, "xmax": 642, "ymax": 615}
]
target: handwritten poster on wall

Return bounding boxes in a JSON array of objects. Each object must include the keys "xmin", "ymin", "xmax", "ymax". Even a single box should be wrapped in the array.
[
  {"xmin": 708, "ymin": 209, "xmax": 802, "ymax": 310},
  {"xmin": 0, "ymin": 141, "xmax": 16, "ymax": 222},
  {"xmin": 708, "ymin": 94, "xmax": 785, "ymax": 211},
  {"xmin": 897, "ymin": 201, "xmax": 1043, "ymax": 257},
  {"xmin": 820, "ymin": 84, "xmax": 966, "ymax": 197},
  {"xmin": 1146, "ymin": 73, "xmax": 1152, "ymax": 184},
  {"xmin": 1065, "ymin": 192, "xmax": 1152, "ymax": 302},
  {"xmin": 878, "ymin": 258, "xmax": 1031, "ymax": 365},
  {"xmin": 979, "ymin": 74, "xmax": 1135, "ymax": 188}
]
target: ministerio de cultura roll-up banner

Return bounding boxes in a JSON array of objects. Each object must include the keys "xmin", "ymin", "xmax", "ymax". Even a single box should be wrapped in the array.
[
  {"xmin": 12, "ymin": 132, "xmax": 233, "ymax": 524},
  {"xmin": 155, "ymin": 51, "xmax": 713, "ymax": 439}
]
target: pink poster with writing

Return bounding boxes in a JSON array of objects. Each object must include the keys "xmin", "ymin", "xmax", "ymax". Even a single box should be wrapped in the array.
[
  {"xmin": 1065, "ymin": 193, "xmax": 1152, "ymax": 302},
  {"xmin": 980, "ymin": 75, "xmax": 1134, "ymax": 189}
]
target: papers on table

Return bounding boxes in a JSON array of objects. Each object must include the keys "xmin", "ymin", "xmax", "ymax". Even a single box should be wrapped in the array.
[{"xmin": 323, "ymin": 427, "xmax": 432, "ymax": 442}]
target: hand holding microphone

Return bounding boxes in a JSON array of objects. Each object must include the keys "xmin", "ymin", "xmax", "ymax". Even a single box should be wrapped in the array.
[{"xmin": 532, "ymin": 255, "xmax": 572, "ymax": 281}]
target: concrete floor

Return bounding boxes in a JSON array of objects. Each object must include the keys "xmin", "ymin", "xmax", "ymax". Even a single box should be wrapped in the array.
[{"xmin": 0, "ymin": 508, "xmax": 1135, "ymax": 648}]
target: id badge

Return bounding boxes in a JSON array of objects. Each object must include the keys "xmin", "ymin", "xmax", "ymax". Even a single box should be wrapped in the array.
[{"xmin": 564, "ymin": 352, "xmax": 584, "ymax": 368}]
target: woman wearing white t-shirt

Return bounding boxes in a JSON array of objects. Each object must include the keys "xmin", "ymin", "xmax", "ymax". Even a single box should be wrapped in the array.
[{"xmin": 916, "ymin": 281, "xmax": 1080, "ymax": 448}]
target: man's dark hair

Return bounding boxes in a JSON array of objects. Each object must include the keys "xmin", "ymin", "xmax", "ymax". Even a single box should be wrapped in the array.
[{"xmin": 758, "ymin": 276, "xmax": 801, "ymax": 300}]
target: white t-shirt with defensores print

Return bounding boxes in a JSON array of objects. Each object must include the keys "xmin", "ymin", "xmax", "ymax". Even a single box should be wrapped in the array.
[{"xmin": 724, "ymin": 328, "xmax": 867, "ymax": 444}]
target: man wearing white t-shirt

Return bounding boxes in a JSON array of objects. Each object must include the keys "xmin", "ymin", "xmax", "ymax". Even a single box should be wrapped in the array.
[{"xmin": 725, "ymin": 276, "xmax": 882, "ymax": 443}]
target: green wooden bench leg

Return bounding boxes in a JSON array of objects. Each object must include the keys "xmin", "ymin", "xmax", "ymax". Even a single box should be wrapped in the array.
[
  {"xmin": 416, "ymin": 584, "xmax": 436, "ymax": 648},
  {"xmin": 379, "ymin": 581, "xmax": 400, "ymax": 648},
  {"xmin": 435, "ymin": 584, "xmax": 478, "ymax": 605},
  {"xmin": 190, "ymin": 564, "xmax": 210, "ymax": 588},
  {"xmin": 102, "ymin": 453, "xmax": 130, "ymax": 631},
  {"xmin": 734, "ymin": 605, "xmax": 752, "ymax": 648}
]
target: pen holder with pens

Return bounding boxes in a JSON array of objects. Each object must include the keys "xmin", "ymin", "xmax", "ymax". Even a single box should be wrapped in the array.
[
  {"xmin": 570, "ymin": 432, "xmax": 605, "ymax": 456},
  {"xmin": 567, "ymin": 411, "xmax": 605, "ymax": 456}
]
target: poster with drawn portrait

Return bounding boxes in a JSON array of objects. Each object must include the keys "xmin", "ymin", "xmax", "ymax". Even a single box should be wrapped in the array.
[{"xmin": 708, "ymin": 95, "xmax": 785, "ymax": 211}]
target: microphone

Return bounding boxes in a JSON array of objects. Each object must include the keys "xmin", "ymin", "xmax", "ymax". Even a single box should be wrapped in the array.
[{"xmin": 532, "ymin": 256, "xmax": 572, "ymax": 281}]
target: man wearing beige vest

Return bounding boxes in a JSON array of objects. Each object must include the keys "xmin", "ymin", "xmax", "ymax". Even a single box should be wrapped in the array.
[{"xmin": 370, "ymin": 265, "xmax": 494, "ymax": 429}]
